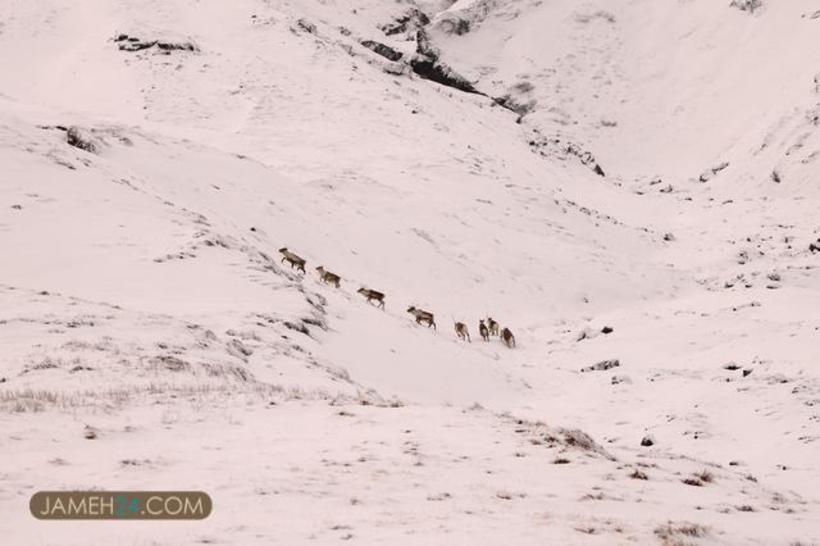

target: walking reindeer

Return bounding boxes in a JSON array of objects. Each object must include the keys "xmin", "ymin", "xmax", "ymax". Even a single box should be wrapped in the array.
[
  {"xmin": 279, "ymin": 247, "xmax": 306, "ymax": 273},
  {"xmin": 315, "ymin": 266, "xmax": 341, "ymax": 288},
  {"xmin": 407, "ymin": 306, "xmax": 436, "ymax": 330},
  {"xmin": 478, "ymin": 319, "xmax": 489, "ymax": 341},
  {"xmin": 357, "ymin": 287, "xmax": 386, "ymax": 309},
  {"xmin": 454, "ymin": 321, "xmax": 471, "ymax": 342},
  {"xmin": 501, "ymin": 327, "xmax": 516, "ymax": 348},
  {"xmin": 283, "ymin": 243, "xmax": 517, "ymax": 349}
]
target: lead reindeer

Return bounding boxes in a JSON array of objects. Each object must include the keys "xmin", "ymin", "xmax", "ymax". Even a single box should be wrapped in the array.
[
  {"xmin": 487, "ymin": 317, "xmax": 500, "ymax": 337},
  {"xmin": 315, "ymin": 266, "xmax": 341, "ymax": 288},
  {"xmin": 407, "ymin": 306, "xmax": 436, "ymax": 330},
  {"xmin": 357, "ymin": 287, "xmax": 385, "ymax": 309},
  {"xmin": 454, "ymin": 321, "xmax": 471, "ymax": 342},
  {"xmin": 501, "ymin": 327, "xmax": 516, "ymax": 348},
  {"xmin": 478, "ymin": 319, "xmax": 489, "ymax": 341},
  {"xmin": 279, "ymin": 247, "xmax": 306, "ymax": 273}
]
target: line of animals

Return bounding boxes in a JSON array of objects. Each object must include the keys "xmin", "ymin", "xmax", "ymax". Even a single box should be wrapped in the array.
[{"xmin": 279, "ymin": 247, "xmax": 516, "ymax": 348}]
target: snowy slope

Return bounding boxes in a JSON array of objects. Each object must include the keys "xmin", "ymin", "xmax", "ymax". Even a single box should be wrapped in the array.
[{"xmin": 1, "ymin": 0, "xmax": 818, "ymax": 544}]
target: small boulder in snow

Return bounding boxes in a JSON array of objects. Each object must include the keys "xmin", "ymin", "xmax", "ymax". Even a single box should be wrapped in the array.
[
  {"xmin": 581, "ymin": 359, "xmax": 620, "ymax": 372},
  {"xmin": 730, "ymin": 0, "xmax": 763, "ymax": 14}
]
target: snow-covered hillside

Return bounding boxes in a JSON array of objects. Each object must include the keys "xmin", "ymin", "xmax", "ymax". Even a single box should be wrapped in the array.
[{"xmin": 1, "ymin": 0, "xmax": 818, "ymax": 543}]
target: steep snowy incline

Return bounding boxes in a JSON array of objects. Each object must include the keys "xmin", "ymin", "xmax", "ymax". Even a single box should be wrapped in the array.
[{"xmin": 430, "ymin": 0, "xmax": 820, "ymax": 187}]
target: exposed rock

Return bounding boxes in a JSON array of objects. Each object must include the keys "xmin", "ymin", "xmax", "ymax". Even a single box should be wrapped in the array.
[
  {"xmin": 359, "ymin": 40, "xmax": 402, "ymax": 62},
  {"xmin": 559, "ymin": 428, "xmax": 612, "ymax": 458},
  {"xmin": 723, "ymin": 362, "xmax": 741, "ymax": 371},
  {"xmin": 380, "ymin": 8, "xmax": 430, "ymax": 38},
  {"xmin": 742, "ymin": 369, "xmax": 753, "ymax": 377},
  {"xmin": 415, "ymin": 28, "xmax": 438, "ymax": 58},
  {"xmin": 114, "ymin": 34, "xmax": 198, "ymax": 53},
  {"xmin": 410, "ymin": 56, "xmax": 480, "ymax": 94},
  {"xmin": 528, "ymin": 133, "xmax": 606, "ymax": 177},
  {"xmin": 227, "ymin": 338, "xmax": 254, "ymax": 360},
  {"xmin": 640, "ymin": 435, "xmax": 655, "ymax": 447},
  {"xmin": 581, "ymin": 359, "xmax": 620, "ymax": 372},
  {"xmin": 296, "ymin": 18, "xmax": 317, "ymax": 35},
  {"xmin": 493, "ymin": 94, "xmax": 536, "ymax": 117},
  {"xmin": 730, "ymin": 0, "xmax": 763, "ymax": 13},
  {"xmin": 66, "ymin": 126, "xmax": 99, "ymax": 154},
  {"xmin": 156, "ymin": 41, "xmax": 198, "ymax": 52},
  {"xmin": 808, "ymin": 105, "xmax": 820, "ymax": 125},
  {"xmin": 408, "ymin": 29, "xmax": 481, "ymax": 94},
  {"xmin": 601, "ymin": 326, "xmax": 614, "ymax": 334},
  {"xmin": 698, "ymin": 161, "xmax": 730, "ymax": 182},
  {"xmin": 809, "ymin": 239, "xmax": 820, "ymax": 253}
]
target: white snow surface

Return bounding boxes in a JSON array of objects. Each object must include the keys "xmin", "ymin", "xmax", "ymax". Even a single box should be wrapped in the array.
[{"xmin": 1, "ymin": 0, "xmax": 819, "ymax": 544}]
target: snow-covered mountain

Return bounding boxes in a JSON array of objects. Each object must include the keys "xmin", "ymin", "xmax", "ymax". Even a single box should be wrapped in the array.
[{"xmin": 1, "ymin": 0, "xmax": 818, "ymax": 543}]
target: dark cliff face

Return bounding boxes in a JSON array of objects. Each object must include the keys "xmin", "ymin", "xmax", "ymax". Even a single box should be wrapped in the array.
[{"xmin": 409, "ymin": 29, "xmax": 481, "ymax": 95}]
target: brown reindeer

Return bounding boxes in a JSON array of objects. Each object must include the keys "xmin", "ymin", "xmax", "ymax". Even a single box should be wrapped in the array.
[
  {"xmin": 407, "ymin": 306, "xmax": 436, "ymax": 330},
  {"xmin": 315, "ymin": 266, "xmax": 341, "ymax": 288},
  {"xmin": 478, "ymin": 319, "xmax": 489, "ymax": 341},
  {"xmin": 454, "ymin": 321, "xmax": 471, "ymax": 342},
  {"xmin": 357, "ymin": 287, "xmax": 385, "ymax": 309},
  {"xmin": 501, "ymin": 327, "xmax": 516, "ymax": 348},
  {"xmin": 279, "ymin": 247, "xmax": 306, "ymax": 273},
  {"xmin": 487, "ymin": 317, "xmax": 499, "ymax": 336}
]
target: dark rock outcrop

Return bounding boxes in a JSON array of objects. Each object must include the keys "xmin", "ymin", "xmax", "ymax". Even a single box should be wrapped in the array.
[
  {"xmin": 409, "ymin": 30, "xmax": 481, "ymax": 94},
  {"xmin": 360, "ymin": 40, "xmax": 402, "ymax": 62},
  {"xmin": 296, "ymin": 18, "xmax": 317, "ymax": 35},
  {"xmin": 730, "ymin": 0, "xmax": 763, "ymax": 13},
  {"xmin": 114, "ymin": 34, "xmax": 198, "ymax": 53},
  {"xmin": 581, "ymin": 359, "xmax": 620, "ymax": 372},
  {"xmin": 410, "ymin": 57, "xmax": 480, "ymax": 94},
  {"xmin": 66, "ymin": 127, "xmax": 98, "ymax": 154}
]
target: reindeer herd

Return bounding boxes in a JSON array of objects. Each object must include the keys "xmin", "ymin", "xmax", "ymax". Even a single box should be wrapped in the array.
[{"xmin": 279, "ymin": 247, "xmax": 516, "ymax": 349}]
